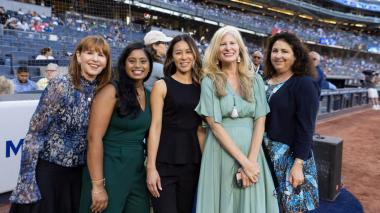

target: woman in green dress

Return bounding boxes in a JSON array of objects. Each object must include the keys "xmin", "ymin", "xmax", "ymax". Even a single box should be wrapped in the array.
[
  {"xmin": 79, "ymin": 42, "xmax": 153, "ymax": 213},
  {"xmin": 195, "ymin": 26, "xmax": 279, "ymax": 213}
]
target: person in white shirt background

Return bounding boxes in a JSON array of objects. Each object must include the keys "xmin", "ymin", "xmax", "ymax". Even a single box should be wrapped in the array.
[
  {"xmin": 36, "ymin": 47, "xmax": 55, "ymax": 60},
  {"xmin": 36, "ymin": 63, "xmax": 59, "ymax": 90}
]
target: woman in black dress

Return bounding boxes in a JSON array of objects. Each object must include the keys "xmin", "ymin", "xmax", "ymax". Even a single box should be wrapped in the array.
[{"xmin": 146, "ymin": 34, "xmax": 205, "ymax": 213}]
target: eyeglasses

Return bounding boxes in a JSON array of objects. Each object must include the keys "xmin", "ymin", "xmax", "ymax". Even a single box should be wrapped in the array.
[
  {"xmin": 46, "ymin": 70, "xmax": 57, "ymax": 72},
  {"xmin": 253, "ymin": 56, "xmax": 262, "ymax": 59}
]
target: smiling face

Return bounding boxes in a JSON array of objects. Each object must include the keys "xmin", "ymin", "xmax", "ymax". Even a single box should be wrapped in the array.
[
  {"xmin": 270, "ymin": 39, "xmax": 296, "ymax": 75},
  {"xmin": 218, "ymin": 33, "xmax": 240, "ymax": 65},
  {"xmin": 76, "ymin": 49, "xmax": 107, "ymax": 81},
  {"xmin": 125, "ymin": 49, "xmax": 150, "ymax": 82},
  {"xmin": 252, "ymin": 51, "xmax": 263, "ymax": 66},
  {"xmin": 172, "ymin": 40, "xmax": 195, "ymax": 74},
  {"xmin": 153, "ymin": 41, "xmax": 168, "ymax": 58}
]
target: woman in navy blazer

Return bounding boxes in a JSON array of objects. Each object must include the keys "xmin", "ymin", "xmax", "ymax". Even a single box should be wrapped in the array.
[{"xmin": 263, "ymin": 32, "xmax": 320, "ymax": 213}]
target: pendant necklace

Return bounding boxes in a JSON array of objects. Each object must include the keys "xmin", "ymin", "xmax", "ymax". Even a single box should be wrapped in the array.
[{"xmin": 230, "ymin": 95, "xmax": 239, "ymax": 119}]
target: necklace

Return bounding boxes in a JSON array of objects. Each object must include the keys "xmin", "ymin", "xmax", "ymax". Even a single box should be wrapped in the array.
[
  {"xmin": 230, "ymin": 95, "xmax": 239, "ymax": 119},
  {"xmin": 271, "ymin": 73, "xmax": 293, "ymax": 85},
  {"xmin": 136, "ymin": 88, "xmax": 144, "ymax": 100}
]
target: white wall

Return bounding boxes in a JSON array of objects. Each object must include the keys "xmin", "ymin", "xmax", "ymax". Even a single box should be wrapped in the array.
[{"xmin": 0, "ymin": 99, "xmax": 38, "ymax": 193}]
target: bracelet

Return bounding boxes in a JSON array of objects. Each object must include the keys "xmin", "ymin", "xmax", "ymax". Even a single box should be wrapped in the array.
[
  {"xmin": 91, "ymin": 178, "xmax": 106, "ymax": 186},
  {"xmin": 294, "ymin": 158, "xmax": 304, "ymax": 165},
  {"xmin": 91, "ymin": 189, "xmax": 105, "ymax": 195}
]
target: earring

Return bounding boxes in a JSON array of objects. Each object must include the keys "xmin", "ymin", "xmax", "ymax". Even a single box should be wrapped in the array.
[
  {"xmin": 216, "ymin": 60, "xmax": 219, "ymax": 65},
  {"xmin": 237, "ymin": 56, "xmax": 241, "ymax": 63}
]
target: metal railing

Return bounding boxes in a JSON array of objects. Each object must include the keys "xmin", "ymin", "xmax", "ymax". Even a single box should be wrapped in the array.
[{"xmin": 319, "ymin": 88, "xmax": 371, "ymax": 116}]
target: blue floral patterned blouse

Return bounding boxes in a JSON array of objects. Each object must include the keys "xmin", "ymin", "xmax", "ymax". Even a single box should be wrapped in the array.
[{"xmin": 9, "ymin": 74, "xmax": 97, "ymax": 204}]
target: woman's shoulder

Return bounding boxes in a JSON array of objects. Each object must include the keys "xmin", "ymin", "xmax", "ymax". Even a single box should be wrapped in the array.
[
  {"xmin": 292, "ymin": 75, "xmax": 319, "ymax": 93},
  {"xmin": 253, "ymin": 73, "xmax": 264, "ymax": 84},
  {"xmin": 109, "ymin": 79, "xmax": 119, "ymax": 89},
  {"xmin": 293, "ymin": 75, "xmax": 314, "ymax": 83},
  {"xmin": 200, "ymin": 75, "xmax": 213, "ymax": 84},
  {"xmin": 151, "ymin": 79, "xmax": 167, "ymax": 96},
  {"xmin": 95, "ymin": 83, "xmax": 118, "ymax": 101},
  {"xmin": 48, "ymin": 75, "xmax": 70, "ymax": 90}
]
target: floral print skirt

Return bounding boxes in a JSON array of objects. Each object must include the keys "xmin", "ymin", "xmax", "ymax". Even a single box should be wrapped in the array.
[{"xmin": 263, "ymin": 136, "xmax": 319, "ymax": 213}]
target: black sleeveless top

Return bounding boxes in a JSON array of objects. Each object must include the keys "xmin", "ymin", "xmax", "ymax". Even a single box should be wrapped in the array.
[{"xmin": 156, "ymin": 76, "xmax": 202, "ymax": 164}]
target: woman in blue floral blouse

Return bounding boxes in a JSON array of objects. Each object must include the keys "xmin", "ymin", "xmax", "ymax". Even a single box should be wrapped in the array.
[{"xmin": 9, "ymin": 35, "xmax": 113, "ymax": 213}]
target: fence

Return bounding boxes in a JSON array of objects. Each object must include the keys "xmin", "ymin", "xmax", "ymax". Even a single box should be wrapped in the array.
[{"xmin": 319, "ymin": 88, "xmax": 371, "ymax": 117}]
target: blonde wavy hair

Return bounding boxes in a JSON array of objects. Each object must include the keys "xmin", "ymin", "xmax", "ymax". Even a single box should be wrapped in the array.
[{"xmin": 202, "ymin": 26, "xmax": 254, "ymax": 102}]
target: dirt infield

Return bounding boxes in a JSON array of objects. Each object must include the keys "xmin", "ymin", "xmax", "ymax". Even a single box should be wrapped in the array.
[
  {"xmin": 1, "ymin": 108, "xmax": 379, "ymax": 213},
  {"xmin": 317, "ymin": 108, "xmax": 380, "ymax": 213}
]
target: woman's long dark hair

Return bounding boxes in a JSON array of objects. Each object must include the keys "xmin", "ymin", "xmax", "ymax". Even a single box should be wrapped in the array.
[
  {"xmin": 264, "ymin": 32, "xmax": 316, "ymax": 79},
  {"xmin": 117, "ymin": 42, "xmax": 153, "ymax": 117},
  {"xmin": 163, "ymin": 34, "xmax": 202, "ymax": 84}
]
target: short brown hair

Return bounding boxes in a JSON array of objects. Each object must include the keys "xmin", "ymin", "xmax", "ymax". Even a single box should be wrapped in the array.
[{"xmin": 68, "ymin": 35, "xmax": 112, "ymax": 92}]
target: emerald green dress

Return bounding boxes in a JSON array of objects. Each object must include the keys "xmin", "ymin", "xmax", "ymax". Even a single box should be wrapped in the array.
[
  {"xmin": 195, "ymin": 75, "xmax": 279, "ymax": 213},
  {"xmin": 79, "ymin": 83, "xmax": 151, "ymax": 213}
]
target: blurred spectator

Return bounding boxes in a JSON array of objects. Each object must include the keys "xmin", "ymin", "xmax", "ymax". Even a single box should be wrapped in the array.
[
  {"xmin": 143, "ymin": 30, "xmax": 172, "ymax": 91},
  {"xmin": 12, "ymin": 66, "xmax": 37, "ymax": 93},
  {"xmin": 5, "ymin": 17, "xmax": 18, "ymax": 30},
  {"xmin": 36, "ymin": 47, "xmax": 55, "ymax": 60},
  {"xmin": 363, "ymin": 71, "xmax": 380, "ymax": 110},
  {"xmin": 36, "ymin": 63, "xmax": 59, "ymax": 90},
  {"xmin": 251, "ymin": 50, "xmax": 264, "ymax": 77},
  {"xmin": 0, "ymin": 6, "xmax": 9, "ymax": 25},
  {"xmin": 310, "ymin": 51, "xmax": 327, "ymax": 88},
  {"xmin": 0, "ymin": 6, "xmax": 7, "ymax": 36},
  {"xmin": 77, "ymin": 23, "xmax": 88, "ymax": 32},
  {"xmin": 31, "ymin": 19, "xmax": 44, "ymax": 32},
  {"xmin": 16, "ymin": 18, "xmax": 29, "ymax": 31},
  {"xmin": 0, "ymin": 75, "xmax": 14, "ymax": 95},
  {"xmin": 17, "ymin": 8, "xmax": 24, "ymax": 15},
  {"xmin": 309, "ymin": 51, "xmax": 336, "ymax": 90}
]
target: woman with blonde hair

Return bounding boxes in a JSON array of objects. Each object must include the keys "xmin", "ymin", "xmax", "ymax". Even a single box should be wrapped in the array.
[
  {"xmin": 9, "ymin": 35, "xmax": 112, "ymax": 213},
  {"xmin": 195, "ymin": 26, "xmax": 279, "ymax": 212}
]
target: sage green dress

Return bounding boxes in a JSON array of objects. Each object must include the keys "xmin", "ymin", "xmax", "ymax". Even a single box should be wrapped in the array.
[{"xmin": 195, "ymin": 75, "xmax": 279, "ymax": 213}]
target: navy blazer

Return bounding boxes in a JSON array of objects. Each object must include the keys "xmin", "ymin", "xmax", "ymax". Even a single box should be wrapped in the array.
[{"xmin": 265, "ymin": 75, "xmax": 320, "ymax": 160}]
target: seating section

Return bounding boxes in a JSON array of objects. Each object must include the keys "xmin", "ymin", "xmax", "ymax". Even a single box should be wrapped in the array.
[{"xmin": 1, "ymin": 2, "xmax": 380, "ymax": 80}]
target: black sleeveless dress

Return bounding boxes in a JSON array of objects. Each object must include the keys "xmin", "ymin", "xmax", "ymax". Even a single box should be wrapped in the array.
[
  {"xmin": 151, "ymin": 76, "xmax": 202, "ymax": 213},
  {"xmin": 156, "ymin": 76, "xmax": 202, "ymax": 165}
]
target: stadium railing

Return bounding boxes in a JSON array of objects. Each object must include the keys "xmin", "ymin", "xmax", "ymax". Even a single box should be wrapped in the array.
[{"xmin": 319, "ymin": 88, "xmax": 372, "ymax": 117}]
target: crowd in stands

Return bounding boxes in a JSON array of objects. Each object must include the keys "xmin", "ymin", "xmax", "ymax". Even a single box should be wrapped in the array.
[
  {"xmin": 161, "ymin": 0, "xmax": 380, "ymax": 52},
  {"xmin": 1, "ymin": 2, "xmax": 380, "ymax": 94},
  {"xmin": 2, "ymin": 1, "xmax": 380, "ymax": 52},
  {"xmin": 328, "ymin": 0, "xmax": 380, "ymax": 12},
  {"xmin": 321, "ymin": 55, "xmax": 380, "ymax": 78}
]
